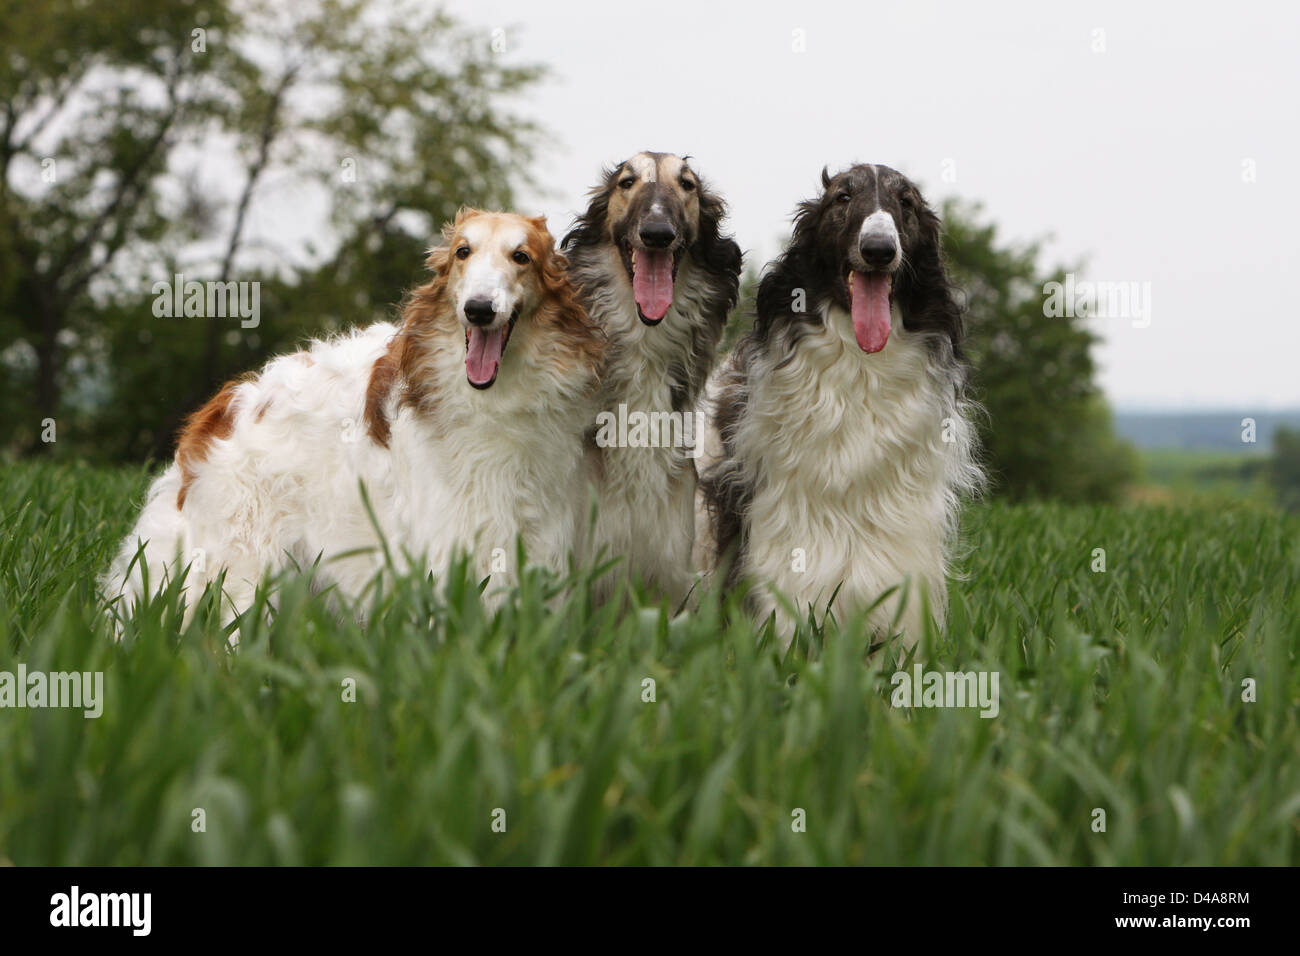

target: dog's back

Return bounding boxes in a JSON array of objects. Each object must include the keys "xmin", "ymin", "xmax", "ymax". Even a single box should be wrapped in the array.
[{"xmin": 103, "ymin": 325, "xmax": 403, "ymax": 623}]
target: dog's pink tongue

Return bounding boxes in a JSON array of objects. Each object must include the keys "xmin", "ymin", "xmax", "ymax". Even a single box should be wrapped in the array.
[
  {"xmin": 466, "ymin": 327, "xmax": 505, "ymax": 386},
  {"xmin": 850, "ymin": 272, "xmax": 892, "ymax": 353},
  {"xmin": 632, "ymin": 248, "xmax": 674, "ymax": 321}
]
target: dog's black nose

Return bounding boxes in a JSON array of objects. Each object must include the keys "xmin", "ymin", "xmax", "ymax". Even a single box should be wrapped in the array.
[
  {"xmin": 463, "ymin": 297, "xmax": 497, "ymax": 326},
  {"xmin": 639, "ymin": 221, "xmax": 677, "ymax": 249},
  {"xmin": 859, "ymin": 236, "xmax": 898, "ymax": 267}
]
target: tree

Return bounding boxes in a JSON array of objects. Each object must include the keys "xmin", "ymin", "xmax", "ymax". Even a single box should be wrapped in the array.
[
  {"xmin": 1, "ymin": 0, "xmax": 239, "ymax": 454},
  {"xmin": 720, "ymin": 261, "xmax": 759, "ymax": 354},
  {"xmin": 942, "ymin": 199, "xmax": 1137, "ymax": 502},
  {"xmin": 1, "ymin": 0, "xmax": 545, "ymax": 461}
]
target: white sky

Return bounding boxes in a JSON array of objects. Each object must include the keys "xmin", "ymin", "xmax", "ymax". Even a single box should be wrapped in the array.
[{"xmin": 445, "ymin": 0, "xmax": 1300, "ymax": 411}]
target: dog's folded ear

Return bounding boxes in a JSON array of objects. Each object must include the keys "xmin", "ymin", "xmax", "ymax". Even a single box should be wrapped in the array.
[
  {"xmin": 692, "ymin": 184, "xmax": 744, "ymax": 313},
  {"xmin": 426, "ymin": 207, "xmax": 483, "ymax": 274},
  {"xmin": 529, "ymin": 221, "xmax": 603, "ymax": 360},
  {"xmin": 538, "ymin": 244, "xmax": 590, "ymax": 330},
  {"xmin": 425, "ymin": 243, "xmax": 451, "ymax": 275},
  {"xmin": 561, "ymin": 178, "xmax": 613, "ymax": 252},
  {"xmin": 529, "ymin": 217, "xmax": 571, "ymax": 298}
]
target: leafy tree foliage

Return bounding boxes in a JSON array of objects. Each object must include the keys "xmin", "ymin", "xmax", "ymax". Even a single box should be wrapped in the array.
[
  {"xmin": 1, "ymin": 0, "xmax": 543, "ymax": 460},
  {"xmin": 943, "ymin": 199, "xmax": 1137, "ymax": 502}
]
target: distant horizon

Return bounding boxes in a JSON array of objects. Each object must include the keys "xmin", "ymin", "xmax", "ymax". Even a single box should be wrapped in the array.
[
  {"xmin": 1111, "ymin": 406, "xmax": 1298, "ymax": 453},
  {"xmin": 1113, "ymin": 406, "xmax": 1300, "ymax": 415}
]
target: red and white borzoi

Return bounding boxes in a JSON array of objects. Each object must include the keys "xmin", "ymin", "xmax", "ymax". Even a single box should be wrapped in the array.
[{"xmin": 104, "ymin": 210, "xmax": 603, "ymax": 629}]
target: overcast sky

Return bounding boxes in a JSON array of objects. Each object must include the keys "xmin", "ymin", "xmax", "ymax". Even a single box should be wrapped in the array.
[{"xmin": 446, "ymin": 0, "xmax": 1300, "ymax": 411}]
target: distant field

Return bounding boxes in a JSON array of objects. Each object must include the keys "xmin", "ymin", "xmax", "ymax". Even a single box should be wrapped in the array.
[
  {"xmin": 1134, "ymin": 448, "xmax": 1273, "ymax": 505},
  {"xmin": 1, "ymin": 462, "xmax": 1297, "ymax": 864}
]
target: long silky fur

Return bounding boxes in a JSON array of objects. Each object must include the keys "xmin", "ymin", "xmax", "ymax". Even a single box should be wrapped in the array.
[
  {"xmin": 563, "ymin": 156, "xmax": 741, "ymax": 603},
  {"xmin": 103, "ymin": 212, "xmax": 603, "ymax": 633},
  {"xmin": 697, "ymin": 165, "xmax": 983, "ymax": 648}
]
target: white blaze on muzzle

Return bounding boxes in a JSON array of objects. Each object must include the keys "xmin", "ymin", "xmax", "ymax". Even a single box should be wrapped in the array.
[
  {"xmin": 624, "ymin": 153, "xmax": 681, "ymax": 324},
  {"xmin": 849, "ymin": 210, "xmax": 901, "ymax": 354},
  {"xmin": 858, "ymin": 209, "xmax": 901, "ymax": 267},
  {"xmin": 454, "ymin": 220, "xmax": 528, "ymax": 389},
  {"xmin": 457, "ymin": 262, "xmax": 521, "ymax": 326}
]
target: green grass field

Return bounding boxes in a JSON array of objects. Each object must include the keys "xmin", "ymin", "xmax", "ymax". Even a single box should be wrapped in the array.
[{"xmin": 1, "ymin": 461, "xmax": 1297, "ymax": 865}]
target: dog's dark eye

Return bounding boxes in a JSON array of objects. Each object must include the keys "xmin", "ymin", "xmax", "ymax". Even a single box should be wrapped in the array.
[
  {"xmin": 619, "ymin": 177, "xmax": 635, "ymax": 189},
  {"xmin": 455, "ymin": 246, "xmax": 471, "ymax": 259},
  {"xmin": 680, "ymin": 177, "xmax": 695, "ymax": 191},
  {"xmin": 835, "ymin": 192, "xmax": 851, "ymax": 204},
  {"xmin": 512, "ymin": 250, "xmax": 530, "ymax": 265}
]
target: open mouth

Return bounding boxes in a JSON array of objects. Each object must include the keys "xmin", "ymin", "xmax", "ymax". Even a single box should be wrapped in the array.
[
  {"xmin": 622, "ymin": 241, "xmax": 681, "ymax": 325},
  {"xmin": 464, "ymin": 312, "xmax": 518, "ymax": 389},
  {"xmin": 847, "ymin": 270, "xmax": 894, "ymax": 354}
]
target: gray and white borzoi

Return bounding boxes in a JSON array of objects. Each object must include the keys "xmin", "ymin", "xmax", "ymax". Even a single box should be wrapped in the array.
[{"xmin": 564, "ymin": 151, "xmax": 742, "ymax": 604}]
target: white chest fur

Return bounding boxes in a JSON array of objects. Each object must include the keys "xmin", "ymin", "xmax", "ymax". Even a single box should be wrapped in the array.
[
  {"xmin": 579, "ymin": 249, "xmax": 717, "ymax": 602},
  {"xmin": 731, "ymin": 305, "xmax": 978, "ymax": 640}
]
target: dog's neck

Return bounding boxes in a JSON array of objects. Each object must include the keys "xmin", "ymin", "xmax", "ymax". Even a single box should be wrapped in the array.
[
  {"xmin": 742, "ymin": 300, "xmax": 976, "ymax": 526},
  {"xmin": 570, "ymin": 242, "xmax": 724, "ymax": 421},
  {"xmin": 367, "ymin": 306, "xmax": 598, "ymax": 451}
]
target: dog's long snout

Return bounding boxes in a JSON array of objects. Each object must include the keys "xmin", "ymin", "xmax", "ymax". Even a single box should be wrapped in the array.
[
  {"xmin": 859, "ymin": 235, "xmax": 898, "ymax": 267},
  {"xmin": 463, "ymin": 297, "xmax": 497, "ymax": 326},
  {"xmin": 638, "ymin": 220, "xmax": 677, "ymax": 249}
]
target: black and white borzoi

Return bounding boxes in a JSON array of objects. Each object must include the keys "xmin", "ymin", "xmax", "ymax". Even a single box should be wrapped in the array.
[
  {"xmin": 697, "ymin": 164, "xmax": 982, "ymax": 648},
  {"xmin": 564, "ymin": 151, "xmax": 742, "ymax": 603}
]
